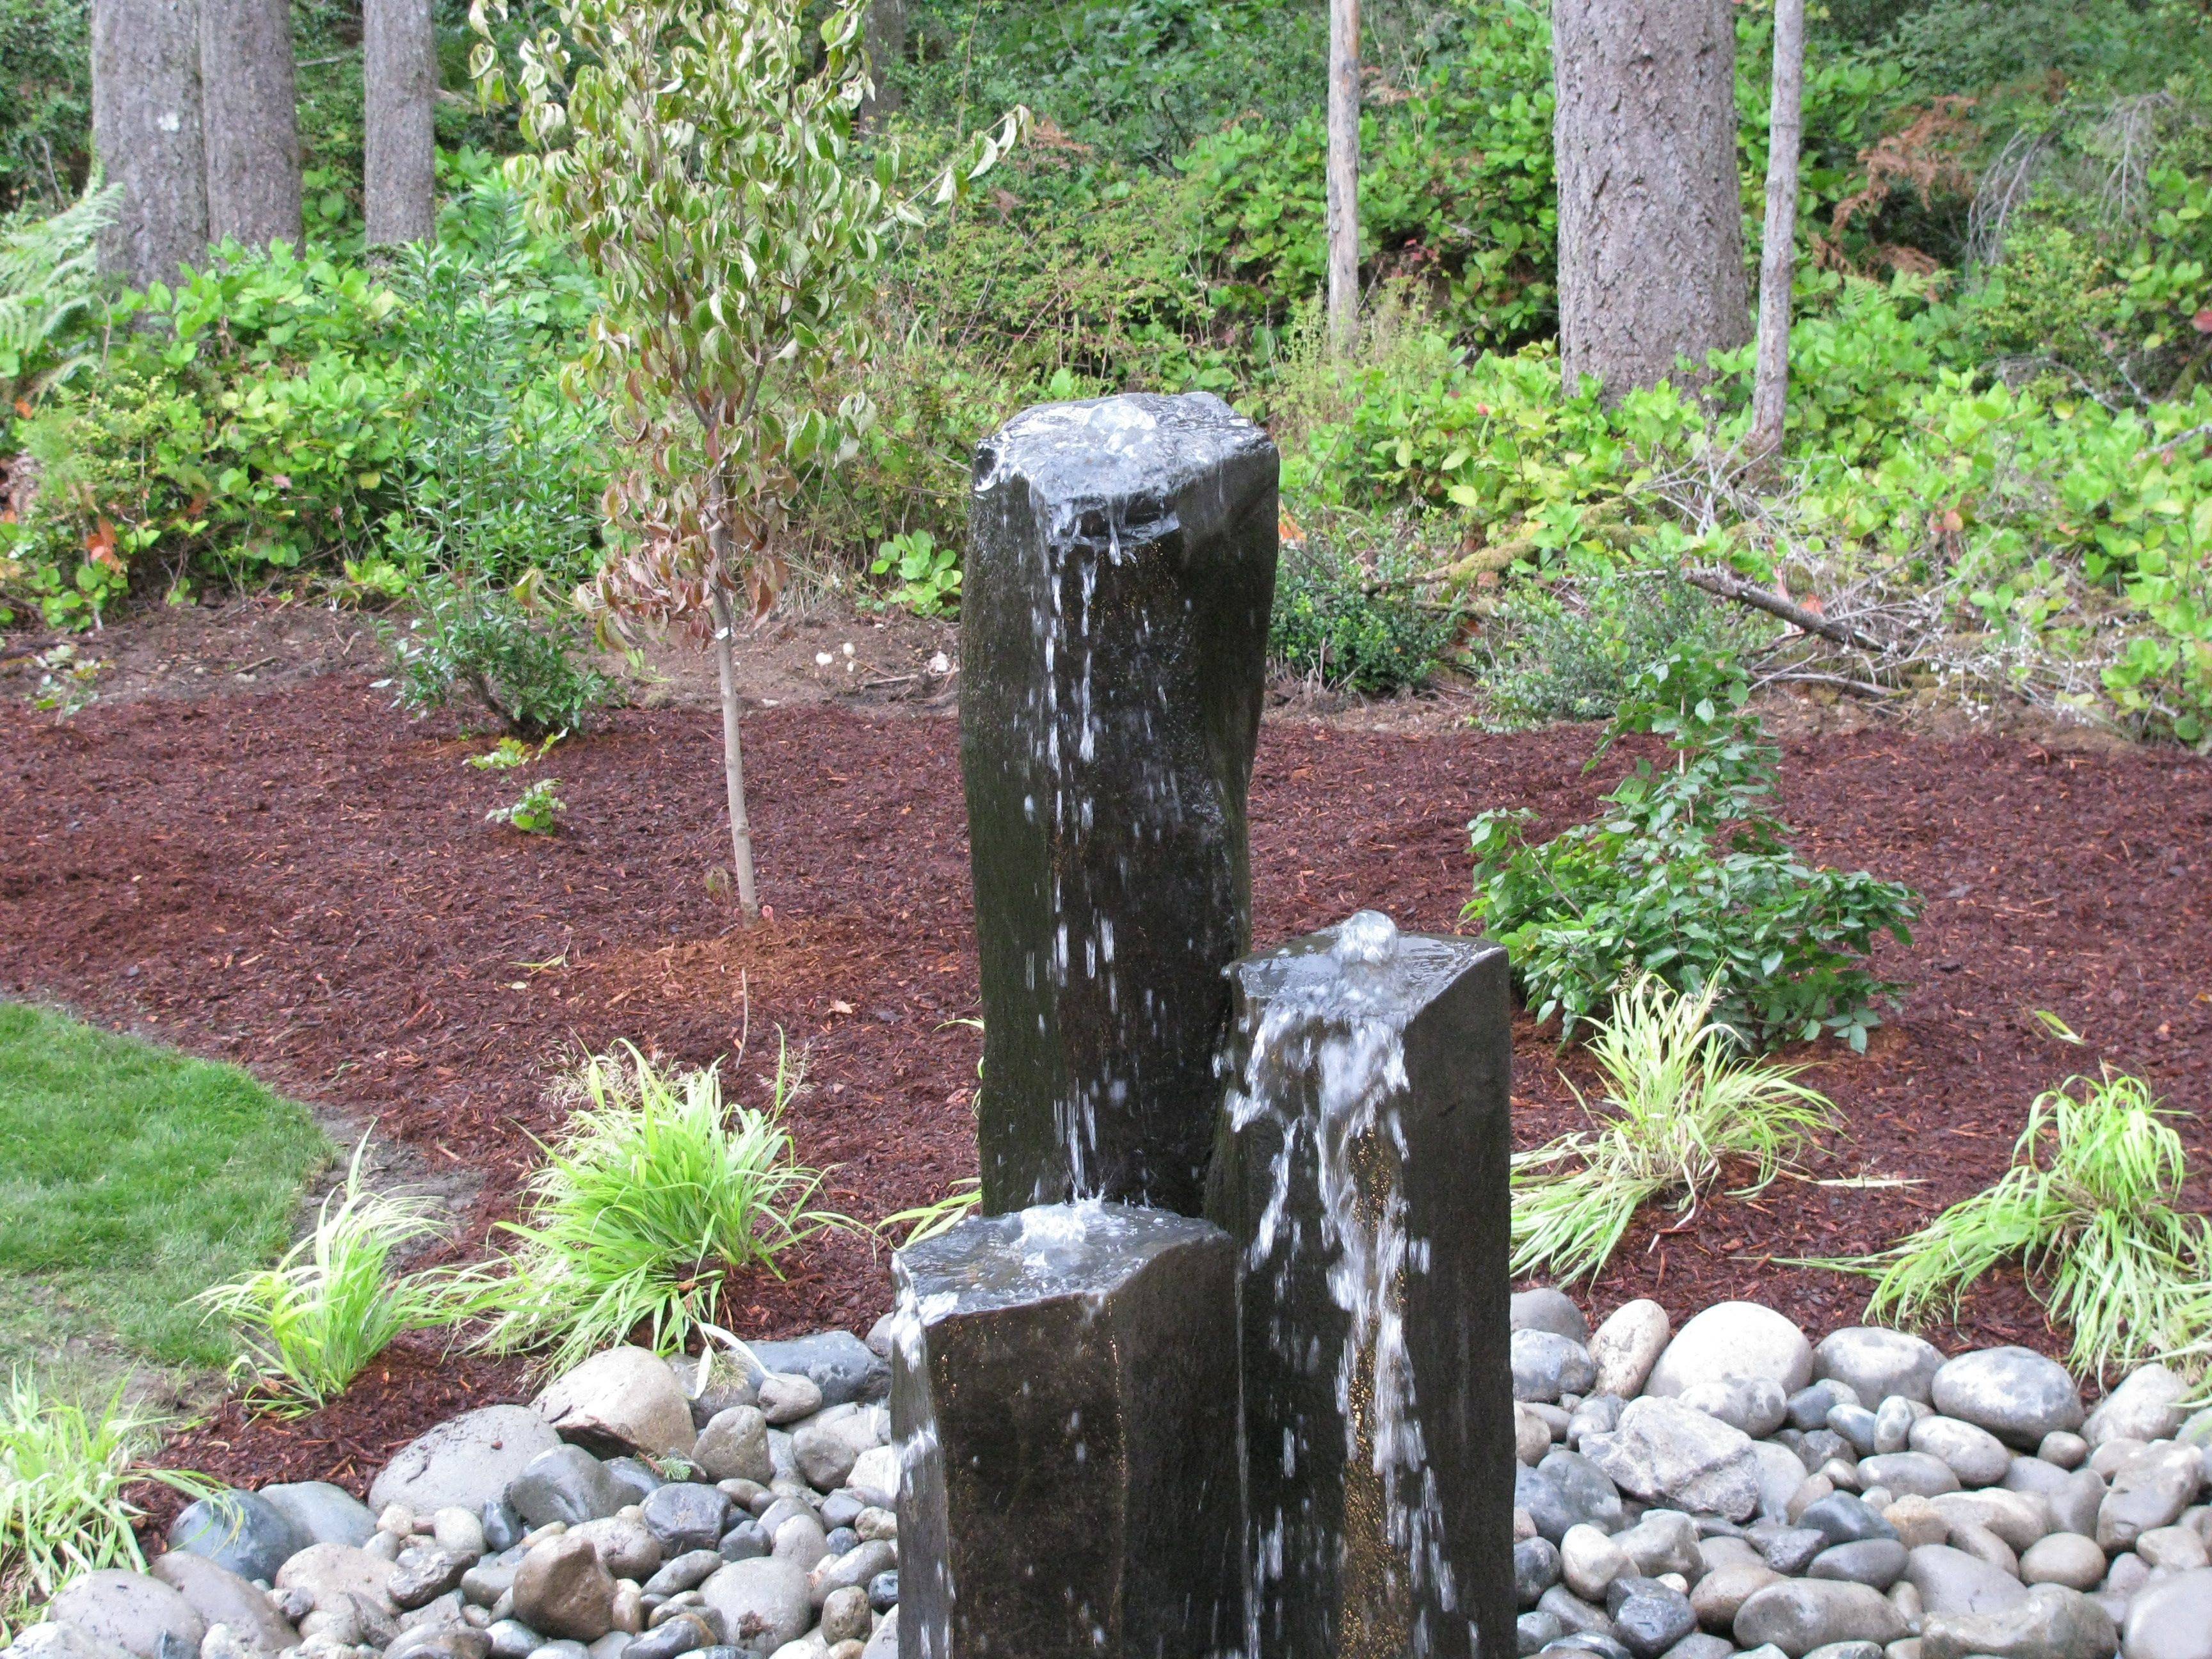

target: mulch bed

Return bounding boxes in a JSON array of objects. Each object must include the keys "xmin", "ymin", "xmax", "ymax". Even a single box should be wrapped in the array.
[{"xmin": 2, "ymin": 676, "xmax": 2208, "ymax": 1505}]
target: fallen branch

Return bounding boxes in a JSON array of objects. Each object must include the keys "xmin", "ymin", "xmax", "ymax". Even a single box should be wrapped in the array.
[
  {"xmin": 1754, "ymin": 669, "xmax": 1898, "ymax": 700},
  {"xmin": 1683, "ymin": 566, "xmax": 1887, "ymax": 653}
]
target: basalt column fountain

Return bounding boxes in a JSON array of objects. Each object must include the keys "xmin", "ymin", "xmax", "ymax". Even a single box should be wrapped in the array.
[
  {"xmin": 1208, "ymin": 913, "xmax": 1516, "ymax": 1659},
  {"xmin": 961, "ymin": 390, "xmax": 1279, "ymax": 1215}
]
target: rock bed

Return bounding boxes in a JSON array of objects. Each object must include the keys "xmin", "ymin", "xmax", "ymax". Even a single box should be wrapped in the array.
[{"xmin": 13, "ymin": 1297, "xmax": 2212, "ymax": 1659}]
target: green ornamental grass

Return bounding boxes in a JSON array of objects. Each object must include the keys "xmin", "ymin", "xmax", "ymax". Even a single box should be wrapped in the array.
[
  {"xmin": 460, "ymin": 1043, "xmax": 847, "ymax": 1372},
  {"xmin": 1834, "ymin": 1070, "xmax": 2212, "ymax": 1379},
  {"xmin": 194, "ymin": 1139, "xmax": 451, "ymax": 1415},
  {"xmin": 1511, "ymin": 974, "xmax": 1836, "ymax": 1285}
]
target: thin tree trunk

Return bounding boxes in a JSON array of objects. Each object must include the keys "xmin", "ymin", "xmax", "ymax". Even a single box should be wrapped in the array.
[
  {"xmin": 709, "ymin": 588, "xmax": 761, "ymax": 918},
  {"xmin": 1749, "ymin": 0, "xmax": 1807, "ymax": 454},
  {"xmin": 364, "ymin": 0, "xmax": 438, "ymax": 245},
  {"xmin": 1550, "ymin": 0, "xmax": 1749, "ymax": 399},
  {"xmin": 1325, "ymin": 0, "xmax": 1361, "ymax": 353},
  {"xmin": 91, "ymin": 0, "xmax": 207, "ymax": 284},
  {"xmin": 860, "ymin": 0, "xmax": 906, "ymax": 123},
  {"xmin": 200, "ymin": 0, "xmax": 302, "ymax": 248}
]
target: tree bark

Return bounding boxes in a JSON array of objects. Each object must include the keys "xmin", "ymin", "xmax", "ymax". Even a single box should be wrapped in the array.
[
  {"xmin": 860, "ymin": 0, "xmax": 906, "ymax": 122},
  {"xmin": 364, "ymin": 0, "xmax": 438, "ymax": 245},
  {"xmin": 90, "ymin": 0, "xmax": 207, "ymax": 284},
  {"xmin": 1324, "ymin": 0, "xmax": 1361, "ymax": 353},
  {"xmin": 1749, "ymin": 0, "xmax": 1807, "ymax": 454},
  {"xmin": 199, "ymin": 0, "xmax": 302, "ymax": 249},
  {"xmin": 1550, "ymin": 0, "xmax": 1749, "ymax": 398},
  {"xmin": 709, "ymin": 588, "xmax": 761, "ymax": 918}
]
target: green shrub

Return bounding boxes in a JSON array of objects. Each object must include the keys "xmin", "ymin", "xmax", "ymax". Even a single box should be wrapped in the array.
[
  {"xmin": 0, "ymin": 0, "xmax": 89, "ymax": 214},
  {"xmin": 1466, "ymin": 649, "xmax": 1922, "ymax": 1049},
  {"xmin": 1271, "ymin": 537, "xmax": 1457, "ymax": 694},
  {"xmin": 455, "ymin": 1043, "xmax": 847, "ymax": 1372},
  {"xmin": 383, "ymin": 572, "xmax": 613, "ymax": 737},
  {"xmin": 486, "ymin": 776, "xmax": 566, "ymax": 834},
  {"xmin": 0, "ymin": 180, "xmax": 113, "ymax": 424}
]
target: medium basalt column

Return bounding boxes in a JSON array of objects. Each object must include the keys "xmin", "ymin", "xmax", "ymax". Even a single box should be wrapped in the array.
[
  {"xmin": 1206, "ymin": 912, "xmax": 1516, "ymax": 1659},
  {"xmin": 891, "ymin": 1202, "xmax": 1242, "ymax": 1659},
  {"xmin": 963, "ymin": 391, "xmax": 1279, "ymax": 1215}
]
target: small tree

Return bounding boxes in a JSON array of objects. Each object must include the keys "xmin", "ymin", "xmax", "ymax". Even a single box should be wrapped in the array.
[{"xmin": 471, "ymin": 0, "xmax": 1022, "ymax": 915}]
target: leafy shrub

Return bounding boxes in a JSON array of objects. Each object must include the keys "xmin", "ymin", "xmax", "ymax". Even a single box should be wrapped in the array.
[
  {"xmin": 384, "ymin": 572, "xmax": 613, "ymax": 737},
  {"xmin": 0, "ymin": 0, "xmax": 89, "ymax": 214},
  {"xmin": 0, "ymin": 180, "xmax": 113, "ymax": 422},
  {"xmin": 869, "ymin": 529, "xmax": 961, "ymax": 616},
  {"xmin": 456, "ymin": 1043, "xmax": 846, "ymax": 1372},
  {"xmin": 1270, "ymin": 538, "xmax": 1457, "ymax": 693},
  {"xmin": 1511, "ymin": 975, "xmax": 1835, "ymax": 1283},
  {"xmin": 487, "ymin": 776, "xmax": 566, "ymax": 834},
  {"xmin": 1832, "ymin": 1070, "xmax": 2212, "ymax": 1377},
  {"xmin": 0, "ymin": 1374, "xmax": 204, "ymax": 1630},
  {"xmin": 1465, "ymin": 650, "xmax": 1922, "ymax": 1049},
  {"xmin": 193, "ymin": 1141, "xmax": 450, "ymax": 1415}
]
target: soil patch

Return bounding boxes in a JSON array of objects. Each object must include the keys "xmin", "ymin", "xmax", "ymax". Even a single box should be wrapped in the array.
[{"xmin": 1, "ymin": 675, "xmax": 2206, "ymax": 1507}]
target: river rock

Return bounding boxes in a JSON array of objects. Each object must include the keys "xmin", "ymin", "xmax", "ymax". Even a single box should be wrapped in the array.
[
  {"xmin": 1756, "ymin": 1442, "xmax": 1812, "ymax": 1520},
  {"xmin": 275, "ymin": 1543, "xmax": 397, "ymax": 1615},
  {"xmin": 1933, "ymin": 1489, "xmax": 2055, "ymax": 1551},
  {"xmin": 390, "ymin": 1548, "xmax": 476, "ymax": 1611},
  {"xmin": 2138, "ymin": 1527, "xmax": 2210, "ymax": 1572},
  {"xmin": 2, "ymin": 1624, "xmax": 138, "ymax": 1659},
  {"xmin": 741, "ymin": 1335, "xmax": 888, "ymax": 1409},
  {"xmin": 1802, "ymin": 1494, "xmax": 1900, "ymax": 1547},
  {"xmin": 1615, "ymin": 1511, "xmax": 1703, "ymax": 1582},
  {"xmin": 692, "ymin": 1408, "xmax": 772, "ymax": 1487},
  {"xmin": 2097, "ymin": 1443, "xmax": 2203, "ymax": 1551},
  {"xmin": 1735, "ymin": 1581, "xmax": 1909, "ymax": 1656},
  {"xmin": 1795, "ymin": 1384, "xmax": 1865, "ymax": 1432},
  {"xmin": 1519, "ymin": 1538, "xmax": 1566, "ymax": 1607},
  {"xmin": 1649, "ymin": 1304, "xmax": 1814, "ymax": 1400},
  {"xmin": 1911, "ymin": 1418, "xmax": 2016, "ymax": 1488},
  {"xmin": 373, "ymin": 1408, "xmax": 564, "ymax": 1518},
  {"xmin": 148, "ymin": 1555, "xmax": 295, "ymax": 1656},
  {"xmin": 1695, "ymin": 1564, "xmax": 1783, "ymax": 1632},
  {"xmin": 1810, "ymin": 1540, "xmax": 1909, "ymax": 1591},
  {"xmin": 1905, "ymin": 1544, "xmax": 2030, "ymax": 1617},
  {"xmin": 698, "ymin": 1559, "xmax": 812, "ymax": 1655},
  {"xmin": 1519, "ymin": 1331, "xmax": 1600, "ymax": 1403},
  {"xmin": 2005, "ymin": 1459, "xmax": 2106, "ymax": 1537},
  {"xmin": 640, "ymin": 1485, "xmax": 732, "ymax": 1555},
  {"xmin": 1816, "ymin": 1332, "xmax": 1946, "ymax": 1409},
  {"xmin": 163, "ymin": 1489, "xmax": 308, "ymax": 1584},
  {"xmin": 1592, "ymin": 1302, "xmax": 1672, "ymax": 1401},
  {"xmin": 2085, "ymin": 1368, "xmax": 2187, "ymax": 1451},
  {"xmin": 47, "ymin": 1573, "xmax": 205, "ymax": 1659},
  {"xmin": 1517, "ymin": 1290, "xmax": 1592, "ymax": 1343},
  {"xmin": 512, "ymin": 1537, "xmax": 617, "ymax": 1644},
  {"xmin": 571, "ymin": 1516, "xmax": 662, "ymax": 1580},
  {"xmin": 1521, "ymin": 1404, "xmax": 1563, "ymax": 1466},
  {"xmin": 1858, "ymin": 1454, "xmax": 1962, "ymax": 1500},
  {"xmin": 2122, "ymin": 1568, "xmax": 2212, "ymax": 1659},
  {"xmin": 533, "ymin": 1348, "xmax": 695, "ymax": 1461},
  {"xmin": 1582, "ymin": 1397, "xmax": 1761, "ymax": 1521},
  {"xmin": 842, "ymin": 1447, "xmax": 896, "ymax": 1510},
  {"xmin": 790, "ymin": 1411, "xmax": 881, "ymax": 1493},
  {"xmin": 1678, "ymin": 1377, "xmax": 1788, "ymax": 1440},
  {"xmin": 508, "ymin": 1447, "xmax": 627, "ymax": 1528},
  {"xmin": 753, "ymin": 1375, "xmax": 822, "ymax": 1429},
  {"xmin": 1564, "ymin": 1525, "xmax": 1633, "ymax": 1601},
  {"xmin": 250, "ymin": 1482, "xmax": 376, "ymax": 1550},
  {"xmin": 1608, "ymin": 1578, "xmax": 1698, "ymax": 1658},
  {"xmin": 805, "ymin": 1541, "xmax": 895, "ymax": 1610},
  {"xmin": 1932, "ymin": 1350, "xmax": 2083, "ymax": 1451},
  {"xmin": 2019, "ymin": 1532, "xmax": 2106, "ymax": 1591},
  {"xmin": 1919, "ymin": 1583, "xmax": 2115, "ymax": 1659},
  {"xmin": 1875, "ymin": 1399, "xmax": 1919, "ymax": 1457}
]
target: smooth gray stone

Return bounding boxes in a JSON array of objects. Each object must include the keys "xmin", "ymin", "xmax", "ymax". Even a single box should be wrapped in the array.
[
  {"xmin": 1649, "ymin": 1305, "xmax": 1813, "ymax": 1400},
  {"xmin": 866, "ymin": 1569, "xmax": 897, "ymax": 1613},
  {"xmin": 2123, "ymin": 1567, "xmax": 2212, "ymax": 1659},
  {"xmin": 1829, "ymin": 1407, "xmax": 1880, "ymax": 1459},
  {"xmin": 257, "ymin": 1481, "xmax": 378, "ymax": 1549},
  {"xmin": 624, "ymin": 1612, "xmax": 718, "ymax": 1659},
  {"xmin": 1800, "ymin": 1494, "xmax": 1898, "ymax": 1548},
  {"xmin": 2098, "ymin": 1443, "xmax": 2203, "ymax": 1551},
  {"xmin": 1571, "ymin": 1397, "xmax": 1626, "ymax": 1450},
  {"xmin": 461, "ymin": 1548, "xmax": 526, "ymax": 1608},
  {"xmin": 372, "ymin": 1408, "xmax": 563, "ymax": 1518},
  {"xmin": 1732, "ymin": 1581, "xmax": 1909, "ymax": 1657},
  {"xmin": 1519, "ymin": 1537, "xmax": 1566, "ymax": 1608},
  {"xmin": 1550, "ymin": 1637, "xmax": 1635, "ymax": 1659},
  {"xmin": 1911, "ymin": 1416, "xmax": 2014, "ymax": 1487},
  {"xmin": 390, "ymin": 1548, "xmax": 474, "ymax": 1611},
  {"xmin": 1518, "ymin": 1330, "xmax": 1600, "ymax": 1403},
  {"xmin": 2019, "ymin": 1534, "xmax": 2108, "ymax": 1591},
  {"xmin": 147, "ymin": 1553, "xmax": 297, "ymax": 1655},
  {"xmin": 1660, "ymin": 1637, "xmax": 1734, "ymax": 1659},
  {"xmin": 1919, "ymin": 1583, "xmax": 2116, "ymax": 1659},
  {"xmin": 1801, "ymin": 1644, "xmax": 1884, "ymax": 1659},
  {"xmin": 47, "ymin": 1572, "xmax": 205, "ymax": 1659},
  {"xmin": 1815, "ymin": 1331, "xmax": 1944, "ymax": 1410},
  {"xmin": 817, "ymin": 1491, "xmax": 865, "ymax": 1529},
  {"xmin": 481, "ymin": 1500, "xmax": 524, "ymax": 1554},
  {"xmin": 486, "ymin": 1621, "xmax": 544, "ymax": 1659},
  {"xmin": 1580, "ymin": 1400, "xmax": 1760, "ymax": 1522},
  {"xmin": 166, "ymin": 1490, "xmax": 308, "ymax": 1584},
  {"xmin": 2004, "ymin": 1459, "xmax": 2106, "ymax": 1537},
  {"xmin": 1793, "ymin": 1384, "xmax": 1864, "ymax": 1434},
  {"xmin": 1904, "ymin": 1544, "xmax": 2031, "ymax": 1617},
  {"xmin": 1674, "ymin": 1376, "xmax": 1787, "ymax": 1439},
  {"xmin": 641, "ymin": 1551, "xmax": 725, "ymax": 1600},
  {"xmin": 963, "ymin": 391, "xmax": 1278, "ymax": 1214},
  {"xmin": 389, "ymin": 1631, "xmax": 492, "ymax": 1659},
  {"xmin": 1606, "ymin": 1578, "xmax": 1697, "ymax": 1659},
  {"xmin": 1765, "ymin": 1528, "xmax": 1830, "ymax": 1575},
  {"xmin": 1614, "ymin": 1512, "xmax": 1701, "ymax": 1582},
  {"xmin": 2084, "ymin": 1368, "xmax": 2186, "ymax": 1450},
  {"xmin": 602, "ymin": 1459, "xmax": 664, "ymax": 1507},
  {"xmin": 739, "ymin": 1334, "xmax": 888, "ymax": 1409},
  {"xmin": 1543, "ymin": 1448, "xmax": 1630, "ymax": 1537},
  {"xmin": 1516, "ymin": 1290, "xmax": 1592, "ymax": 1344},
  {"xmin": 894, "ymin": 1202, "xmax": 1241, "ymax": 1659},
  {"xmin": 1808, "ymin": 1539, "xmax": 1909, "ymax": 1591},
  {"xmin": 696, "ymin": 1556, "xmax": 809, "ymax": 1656},
  {"xmin": 716, "ymin": 1521, "xmax": 767, "ymax": 1563},
  {"xmin": 1856, "ymin": 1454, "xmax": 1961, "ymax": 1499},
  {"xmin": 1522, "ymin": 1612, "xmax": 1569, "ymax": 1656},
  {"xmin": 639, "ymin": 1486, "xmax": 732, "ymax": 1556},
  {"xmin": 1875, "ymin": 1399, "xmax": 1918, "ymax": 1457},
  {"xmin": 1541, "ymin": 1586, "xmax": 1620, "ymax": 1640},
  {"xmin": 506, "ymin": 1447, "xmax": 625, "ymax": 1529},
  {"xmin": 1210, "ymin": 917, "xmax": 1516, "ymax": 1659},
  {"xmin": 1932, "ymin": 1350, "xmax": 2084, "ymax": 1451}
]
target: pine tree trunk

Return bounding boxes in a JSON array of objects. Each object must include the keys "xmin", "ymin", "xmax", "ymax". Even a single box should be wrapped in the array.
[
  {"xmin": 90, "ymin": 0, "xmax": 207, "ymax": 284},
  {"xmin": 1749, "ymin": 0, "xmax": 1807, "ymax": 455},
  {"xmin": 363, "ymin": 0, "xmax": 438, "ymax": 246},
  {"xmin": 709, "ymin": 588, "xmax": 761, "ymax": 918},
  {"xmin": 199, "ymin": 0, "xmax": 302, "ymax": 249},
  {"xmin": 1550, "ymin": 0, "xmax": 1749, "ymax": 398},
  {"xmin": 1325, "ymin": 0, "xmax": 1362, "ymax": 353}
]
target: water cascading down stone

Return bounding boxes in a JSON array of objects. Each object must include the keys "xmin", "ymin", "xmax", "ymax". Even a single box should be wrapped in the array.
[
  {"xmin": 962, "ymin": 391, "xmax": 1279, "ymax": 1215},
  {"xmin": 1207, "ymin": 911, "xmax": 1516, "ymax": 1659},
  {"xmin": 891, "ymin": 1202, "xmax": 1242, "ymax": 1659}
]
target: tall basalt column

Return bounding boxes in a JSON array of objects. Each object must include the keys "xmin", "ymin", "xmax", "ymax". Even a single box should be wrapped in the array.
[
  {"xmin": 892, "ymin": 1202, "xmax": 1242, "ymax": 1659},
  {"xmin": 1207, "ymin": 912, "xmax": 1516, "ymax": 1659},
  {"xmin": 963, "ymin": 391, "xmax": 1278, "ymax": 1215}
]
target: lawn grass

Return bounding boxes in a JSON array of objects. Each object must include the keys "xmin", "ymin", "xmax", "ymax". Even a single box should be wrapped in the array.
[{"xmin": 0, "ymin": 1002, "xmax": 333, "ymax": 1379}]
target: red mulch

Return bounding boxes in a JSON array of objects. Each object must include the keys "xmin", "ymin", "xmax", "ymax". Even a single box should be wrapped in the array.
[{"xmin": 2, "ymin": 677, "xmax": 2208, "ymax": 1507}]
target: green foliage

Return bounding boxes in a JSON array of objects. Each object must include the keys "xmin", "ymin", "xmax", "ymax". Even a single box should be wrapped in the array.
[
  {"xmin": 1828, "ymin": 1070, "xmax": 2212, "ymax": 1378},
  {"xmin": 1466, "ymin": 651, "xmax": 1922, "ymax": 1049},
  {"xmin": 454, "ymin": 1043, "xmax": 847, "ymax": 1372},
  {"xmin": 194, "ymin": 1141, "xmax": 451, "ymax": 1415},
  {"xmin": 25, "ymin": 643, "xmax": 103, "ymax": 721},
  {"xmin": 1510, "ymin": 975, "xmax": 1835, "ymax": 1285},
  {"xmin": 1270, "ymin": 536, "xmax": 1457, "ymax": 694},
  {"xmin": 468, "ymin": 733, "xmax": 559, "ymax": 771},
  {"xmin": 0, "ymin": 1374, "xmax": 205, "ymax": 1632},
  {"xmin": 869, "ymin": 529, "xmax": 961, "ymax": 615},
  {"xmin": 881, "ymin": 1178, "xmax": 982, "ymax": 1247},
  {"xmin": 384, "ymin": 572, "xmax": 613, "ymax": 737},
  {"xmin": 487, "ymin": 776, "xmax": 566, "ymax": 833},
  {"xmin": 0, "ymin": 0, "xmax": 89, "ymax": 214},
  {"xmin": 0, "ymin": 180, "xmax": 114, "ymax": 419}
]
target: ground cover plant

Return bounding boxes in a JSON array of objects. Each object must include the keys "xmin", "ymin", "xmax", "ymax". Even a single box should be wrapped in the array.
[
  {"xmin": 454, "ymin": 1043, "xmax": 848, "ymax": 1373},
  {"xmin": 1825, "ymin": 1068, "xmax": 2212, "ymax": 1379},
  {"xmin": 1464, "ymin": 650, "xmax": 1922, "ymax": 1048},
  {"xmin": 0, "ymin": 1003, "xmax": 332, "ymax": 1378},
  {"xmin": 1510, "ymin": 975, "xmax": 1836, "ymax": 1285},
  {"xmin": 383, "ymin": 571, "xmax": 613, "ymax": 737}
]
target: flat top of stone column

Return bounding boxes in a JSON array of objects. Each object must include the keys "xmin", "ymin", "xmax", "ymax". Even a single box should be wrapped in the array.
[
  {"xmin": 972, "ymin": 391, "xmax": 1275, "ymax": 525},
  {"xmin": 1235, "ymin": 910, "xmax": 1506, "ymax": 1022},
  {"xmin": 897, "ymin": 1200, "xmax": 1229, "ymax": 1316}
]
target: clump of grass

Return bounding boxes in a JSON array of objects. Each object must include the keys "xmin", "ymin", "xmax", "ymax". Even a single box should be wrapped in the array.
[
  {"xmin": 1832, "ymin": 1070, "xmax": 2212, "ymax": 1378},
  {"xmin": 1511, "ymin": 975, "xmax": 1836, "ymax": 1284},
  {"xmin": 456, "ymin": 1042, "xmax": 847, "ymax": 1372},
  {"xmin": 0, "ymin": 1373, "xmax": 206, "ymax": 1631},
  {"xmin": 195, "ymin": 1139, "xmax": 451, "ymax": 1415},
  {"xmin": 883, "ymin": 1178, "xmax": 982, "ymax": 1247}
]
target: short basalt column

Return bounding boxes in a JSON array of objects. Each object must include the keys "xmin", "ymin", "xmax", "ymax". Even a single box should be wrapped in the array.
[
  {"xmin": 963, "ymin": 391, "xmax": 1279, "ymax": 1215},
  {"xmin": 1206, "ymin": 912, "xmax": 1516, "ymax": 1659},
  {"xmin": 890, "ymin": 1202, "xmax": 1242, "ymax": 1659}
]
